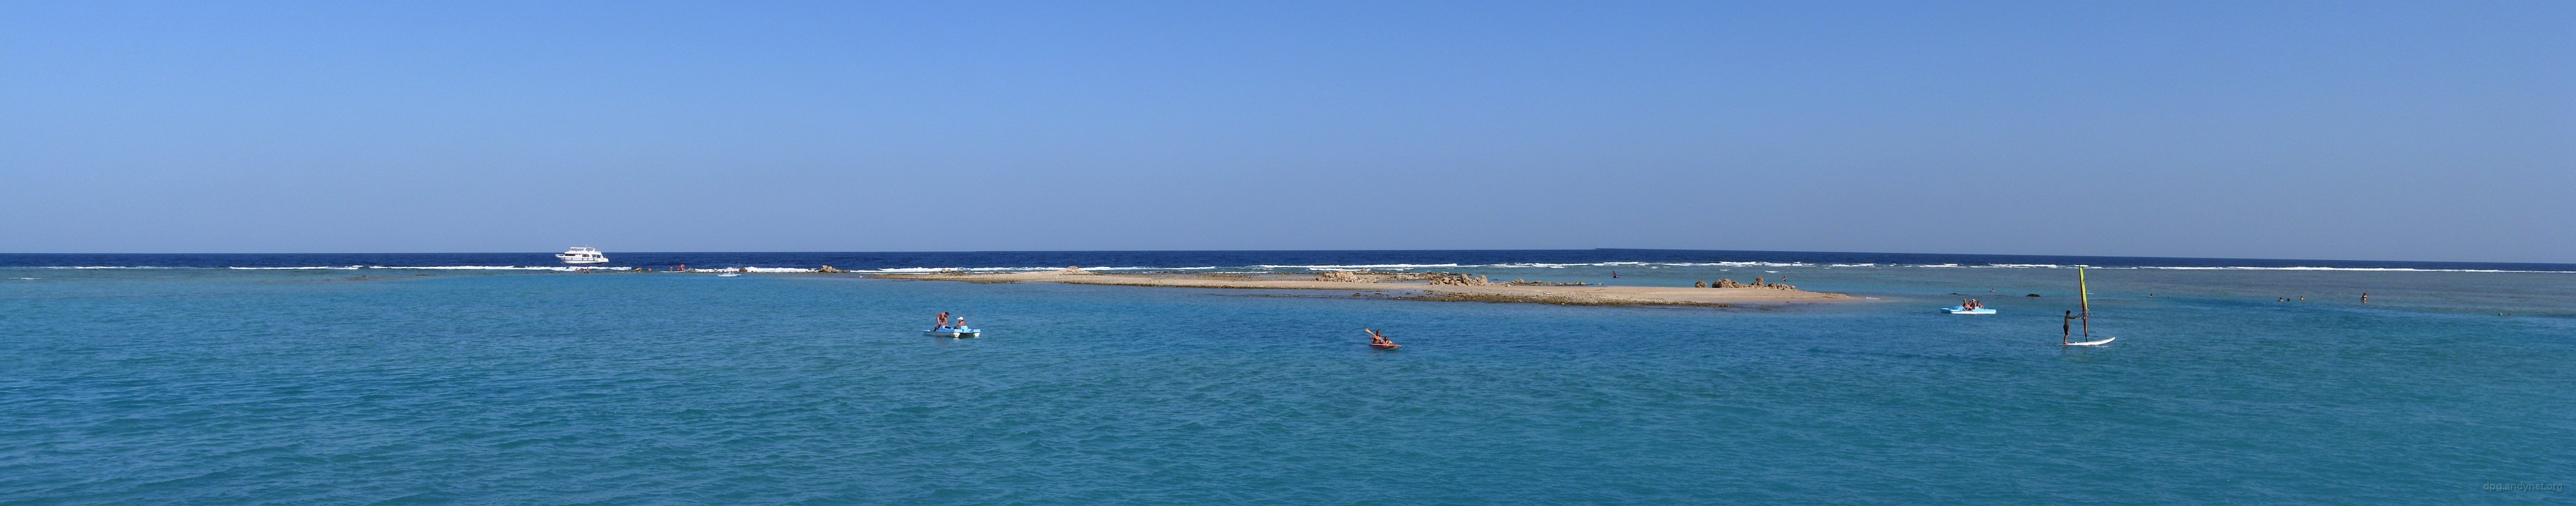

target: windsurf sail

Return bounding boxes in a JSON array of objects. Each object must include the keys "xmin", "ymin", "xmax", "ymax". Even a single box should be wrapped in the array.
[{"xmin": 2078, "ymin": 268, "xmax": 2091, "ymax": 342}]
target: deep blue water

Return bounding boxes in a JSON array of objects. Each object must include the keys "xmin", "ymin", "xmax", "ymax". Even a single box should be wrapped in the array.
[{"xmin": 3, "ymin": 250, "xmax": 2571, "ymax": 504}]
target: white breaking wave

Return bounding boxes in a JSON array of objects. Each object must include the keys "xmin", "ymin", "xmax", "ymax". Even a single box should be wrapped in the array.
[
  {"xmin": 858, "ymin": 266, "xmax": 1063, "ymax": 273},
  {"xmin": 20, "ymin": 261, "xmax": 2569, "ymax": 275},
  {"xmin": 378, "ymin": 266, "xmax": 622, "ymax": 272},
  {"xmin": 1460, "ymin": 261, "xmax": 1824, "ymax": 269},
  {"xmin": 2129, "ymin": 266, "xmax": 2568, "ymax": 273},
  {"xmin": 1251, "ymin": 263, "xmax": 1463, "ymax": 271}
]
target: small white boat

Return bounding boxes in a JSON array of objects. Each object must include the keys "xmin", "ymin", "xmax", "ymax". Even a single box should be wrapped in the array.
[
  {"xmin": 1941, "ymin": 307, "xmax": 1997, "ymax": 314},
  {"xmin": 556, "ymin": 247, "xmax": 610, "ymax": 264},
  {"xmin": 715, "ymin": 273, "xmax": 741, "ymax": 277},
  {"xmin": 924, "ymin": 326, "xmax": 981, "ymax": 338}
]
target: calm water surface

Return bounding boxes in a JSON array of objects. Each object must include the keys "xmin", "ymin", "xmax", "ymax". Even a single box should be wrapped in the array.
[{"xmin": 2, "ymin": 252, "xmax": 2570, "ymax": 504}]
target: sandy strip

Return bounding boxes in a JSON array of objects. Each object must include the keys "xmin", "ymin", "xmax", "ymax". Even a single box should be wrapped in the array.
[{"xmin": 872, "ymin": 269, "xmax": 1855, "ymax": 306}]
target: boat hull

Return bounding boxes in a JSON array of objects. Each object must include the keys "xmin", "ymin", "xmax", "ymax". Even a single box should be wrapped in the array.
[
  {"xmin": 1940, "ymin": 307, "xmax": 1997, "ymax": 314},
  {"xmin": 924, "ymin": 328, "xmax": 981, "ymax": 338}
]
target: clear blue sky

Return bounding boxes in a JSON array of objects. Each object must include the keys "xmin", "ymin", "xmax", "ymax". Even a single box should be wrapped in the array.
[{"xmin": 3, "ymin": 1, "xmax": 2568, "ymax": 262}]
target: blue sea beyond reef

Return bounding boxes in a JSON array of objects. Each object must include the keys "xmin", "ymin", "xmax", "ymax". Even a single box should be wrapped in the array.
[{"xmin": 2, "ymin": 249, "xmax": 2570, "ymax": 504}]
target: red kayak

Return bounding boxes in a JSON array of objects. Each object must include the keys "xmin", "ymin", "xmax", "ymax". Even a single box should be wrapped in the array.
[{"xmin": 1372, "ymin": 343, "xmax": 1401, "ymax": 350}]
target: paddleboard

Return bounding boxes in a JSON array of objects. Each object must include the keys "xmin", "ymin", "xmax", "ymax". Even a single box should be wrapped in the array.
[
  {"xmin": 2067, "ymin": 336, "xmax": 2115, "ymax": 346},
  {"xmin": 924, "ymin": 327, "xmax": 981, "ymax": 338}
]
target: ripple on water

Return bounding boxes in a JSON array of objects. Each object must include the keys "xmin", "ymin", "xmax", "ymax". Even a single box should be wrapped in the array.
[{"xmin": 0, "ymin": 271, "xmax": 2570, "ymax": 503}]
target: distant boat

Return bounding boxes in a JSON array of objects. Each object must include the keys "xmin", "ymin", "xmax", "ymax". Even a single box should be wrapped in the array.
[
  {"xmin": 1940, "ymin": 307, "xmax": 1997, "ymax": 314},
  {"xmin": 925, "ymin": 325, "xmax": 981, "ymax": 338},
  {"xmin": 715, "ymin": 273, "xmax": 741, "ymax": 277},
  {"xmin": 2067, "ymin": 268, "xmax": 2116, "ymax": 346},
  {"xmin": 556, "ymin": 247, "xmax": 609, "ymax": 264}
]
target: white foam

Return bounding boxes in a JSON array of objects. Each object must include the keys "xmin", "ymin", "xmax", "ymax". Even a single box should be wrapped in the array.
[
  {"xmin": 1251, "ymin": 263, "xmax": 1463, "ymax": 270},
  {"xmin": 2131, "ymin": 266, "xmax": 2566, "ymax": 273},
  {"xmin": 381, "ymin": 266, "xmax": 579, "ymax": 271},
  {"xmin": 1874, "ymin": 263, "xmax": 2565, "ymax": 273},
  {"xmin": 21, "ymin": 260, "xmax": 2568, "ymax": 275},
  {"xmin": 1654, "ymin": 262, "xmax": 1818, "ymax": 268},
  {"xmin": 859, "ymin": 266, "xmax": 1062, "ymax": 273}
]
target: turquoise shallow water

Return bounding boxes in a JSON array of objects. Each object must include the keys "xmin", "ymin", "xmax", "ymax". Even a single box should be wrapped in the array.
[{"xmin": 3, "ymin": 261, "xmax": 2572, "ymax": 504}]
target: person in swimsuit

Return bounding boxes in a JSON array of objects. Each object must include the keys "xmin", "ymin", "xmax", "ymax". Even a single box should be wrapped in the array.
[
  {"xmin": 1365, "ymin": 328, "xmax": 1394, "ymax": 346},
  {"xmin": 2063, "ymin": 311, "xmax": 2076, "ymax": 344},
  {"xmin": 936, "ymin": 312, "xmax": 950, "ymax": 329}
]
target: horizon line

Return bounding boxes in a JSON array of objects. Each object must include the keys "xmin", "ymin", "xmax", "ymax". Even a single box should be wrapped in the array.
[{"xmin": 2, "ymin": 248, "xmax": 2568, "ymax": 268}]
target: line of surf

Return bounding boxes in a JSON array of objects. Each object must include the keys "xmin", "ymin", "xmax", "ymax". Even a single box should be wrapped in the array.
[{"xmin": 13, "ymin": 262, "xmax": 2570, "ymax": 274}]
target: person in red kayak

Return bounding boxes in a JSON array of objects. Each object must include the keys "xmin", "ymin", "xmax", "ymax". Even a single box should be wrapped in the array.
[
  {"xmin": 936, "ymin": 311, "xmax": 950, "ymax": 329},
  {"xmin": 1364, "ymin": 328, "xmax": 1396, "ymax": 347}
]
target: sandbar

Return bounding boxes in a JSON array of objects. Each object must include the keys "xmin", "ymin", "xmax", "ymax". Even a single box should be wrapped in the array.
[{"xmin": 872, "ymin": 268, "xmax": 1856, "ymax": 307}]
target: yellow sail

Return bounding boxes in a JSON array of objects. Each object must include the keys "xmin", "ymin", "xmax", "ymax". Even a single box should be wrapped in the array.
[{"xmin": 2078, "ymin": 268, "xmax": 2091, "ymax": 338}]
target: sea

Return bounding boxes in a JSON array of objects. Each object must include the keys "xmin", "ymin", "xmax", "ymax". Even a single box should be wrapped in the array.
[{"xmin": 3, "ymin": 249, "xmax": 2570, "ymax": 505}]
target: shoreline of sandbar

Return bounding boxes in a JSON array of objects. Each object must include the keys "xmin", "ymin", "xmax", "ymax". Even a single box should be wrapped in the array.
[{"xmin": 870, "ymin": 268, "xmax": 1859, "ymax": 307}]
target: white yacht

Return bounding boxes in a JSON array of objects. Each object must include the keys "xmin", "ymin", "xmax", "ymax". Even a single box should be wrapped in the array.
[{"xmin": 556, "ymin": 247, "xmax": 610, "ymax": 264}]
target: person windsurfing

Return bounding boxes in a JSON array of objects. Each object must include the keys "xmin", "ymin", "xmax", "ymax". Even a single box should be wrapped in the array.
[{"xmin": 2063, "ymin": 310, "xmax": 2076, "ymax": 345}]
